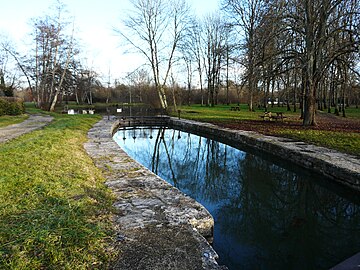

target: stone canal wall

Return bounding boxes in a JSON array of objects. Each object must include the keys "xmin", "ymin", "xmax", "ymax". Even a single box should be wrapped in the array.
[
  {"xmin": 85, "ymin": 116, "xmax": 225, "ymax": 270},
  {"xmin": 169, "ymin": 118, "xmax": 360, "ymax": 192}
]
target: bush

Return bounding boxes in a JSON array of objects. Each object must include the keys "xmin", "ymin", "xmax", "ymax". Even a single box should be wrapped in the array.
[{"xmin": 0, "ymin": 97, "xmax": 25, "ymax": 116}]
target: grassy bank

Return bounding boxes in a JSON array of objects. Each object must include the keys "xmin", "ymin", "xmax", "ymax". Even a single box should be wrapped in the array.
[
  {"xmin": 0, "ymin": 113, "xmax": 115, "ymax": 269},
  {"xmin": 176, "ymin": 104, "xmax": 264, "ymax": 122},
  {"xmin": 276, "ymin": 129, "xmax": 360, "ymax": 155},
  {"xmin": 174, "ymin": 104, "xmax": 360, "ymax": 156}
]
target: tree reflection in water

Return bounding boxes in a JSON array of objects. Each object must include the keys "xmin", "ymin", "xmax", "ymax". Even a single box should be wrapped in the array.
[{"xmin": 113, "ymin": 127, "xmax": 360, "ymax": 270}]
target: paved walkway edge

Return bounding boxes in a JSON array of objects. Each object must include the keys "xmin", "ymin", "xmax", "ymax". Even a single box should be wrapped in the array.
[
  {"xmin": 84, "ymin": 116, "xmax": 226, "ymax": 270},
  {"xmin": 0, "ymin": 114, "xmax": 53, "ymax": 143}
]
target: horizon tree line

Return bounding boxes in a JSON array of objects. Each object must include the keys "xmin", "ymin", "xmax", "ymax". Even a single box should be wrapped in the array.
[{"xmin": 0, "ymin": 0, "xmax": 359, "ymax": 126}]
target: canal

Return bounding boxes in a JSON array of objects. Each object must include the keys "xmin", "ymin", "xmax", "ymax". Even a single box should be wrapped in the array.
[{"xmin": 113, "ymin": 126, "xmax": 360, "ymax": 270}]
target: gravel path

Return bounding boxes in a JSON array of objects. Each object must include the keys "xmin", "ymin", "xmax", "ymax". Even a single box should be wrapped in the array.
[{"xmin": 0, "ymin": 114, "xmax": 53, "ymax": 143}]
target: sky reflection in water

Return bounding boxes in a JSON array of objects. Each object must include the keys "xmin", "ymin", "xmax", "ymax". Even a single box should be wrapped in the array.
[{"xmin": 113, "ymin": 127, "xmax": 360, "ymax": 270}]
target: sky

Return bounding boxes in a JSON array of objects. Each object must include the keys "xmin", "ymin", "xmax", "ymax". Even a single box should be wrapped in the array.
[{"xmin": 0, "ymin": 0, "xmax": 220, "ymax": 85}]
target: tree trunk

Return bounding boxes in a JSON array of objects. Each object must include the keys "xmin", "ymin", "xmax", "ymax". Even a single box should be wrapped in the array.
[
  {"xmin": 303, "ymin": 81, "xmax": 317, "ymax": 126},
  {"xmin": 226, "ymin": 45, "xmax": 229, "ymax": 105},
  {"xmin": 158, "ymin": 86, "xmax": 168, "ymax": 110},
  {"xmin": 264, "ymin": 78, "xmax": 270, "ymax": 112},
  {"xmin": 293, "ymin": 68, "xmax": 297, "ymax": 112}
]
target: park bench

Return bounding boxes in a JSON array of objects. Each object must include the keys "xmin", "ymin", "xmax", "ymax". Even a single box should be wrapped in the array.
[
  {"xmin": 230, "ymin": 106, "xmax": 240, "ymax": 111},
  {"xmin": 260, "ymin": 111, "xmax": 272, "ymax": 121},
  {"xmin": 272, "ymin": 112, "xmax": 286, "ymax": 121},
  {"xmin": 260, "ymin": 112, "xmax": 286, "ymax": 121}
]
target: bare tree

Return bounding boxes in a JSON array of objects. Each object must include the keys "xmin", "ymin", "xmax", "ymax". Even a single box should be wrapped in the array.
[
  {"xmin": 75, "ymin": 69, "xmax": 101, "ymax": 105},
  {"xmin": 224, "ymin": 0, "xmax": 359, "ymax": 123},
  {"xmin": 116, "ymin": 0, "xmax": 190, "ymax": 110},
  {"xmin": 203, "ymin": 13, "xmax": 229, "ymax": 106},
  {"xmin": 49, "ymin": 21, "xmax": 75, "ymax": 112},
  {"xmin": 126, "ymin": 67, "xmax": 152, "ymax": 103},
  {"xmin": 223, "ymin": 0, "xmax": 266, "ymax": 111},
  {"xmin": 28, "ymin": 1, "xmax": 78, "ymax": 110},
  {"xmin": 183, "ymin": 17, "xmax": 207, "ymax": 106},
  {"xmin": 1, "ymin": 39, "xmax": 34, "ymax": 96},
  {"xmin": 282, "ymin": 0, "xmax": 359, "ymax": 125}
]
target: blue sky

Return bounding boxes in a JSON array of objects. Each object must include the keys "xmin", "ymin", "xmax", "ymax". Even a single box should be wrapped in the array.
[{"xmin": 0, "ymin": 0, "xmax": 220, "ymax": 84}]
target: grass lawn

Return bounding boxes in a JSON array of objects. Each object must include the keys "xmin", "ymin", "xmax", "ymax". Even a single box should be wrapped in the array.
[
  {"xmin": 328, "ymin": 105, "xmax": 359, "ymax": 119},
  {"xmin": 0, "ymin": 112, "xmax": 115, "ymax": 269},
  {"xmin": 173, "ymin": 104, "xmax": 360, "ymax": 156},
  {"xmin": 0, "ymin": 114, "xmax": 29, "ymax": 128},
  {"xmin": 176, "ymin": 104, "xmax": 264, "ymax": 122},
  {"xmin": 275, "ymin": 128, "xmax": 360, "ymax": 155}
]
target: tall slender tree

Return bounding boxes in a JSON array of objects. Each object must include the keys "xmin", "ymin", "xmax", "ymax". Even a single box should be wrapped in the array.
[
  {"xmin": 203, "ymin": 13, "xmax": 229, "ymax": 106},
  {"xmin": 116, "ymin": 0, "xmax": 190, "ymax": 110},
  {"xmin": 222, "ymin": 0, "xmax": 266, "ymax": 111}
]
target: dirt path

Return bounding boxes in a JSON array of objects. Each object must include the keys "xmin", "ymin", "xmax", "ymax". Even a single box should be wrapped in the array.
[{"xmin": 0, "ymin": 114, "xmax": 53, "ymax": 144}]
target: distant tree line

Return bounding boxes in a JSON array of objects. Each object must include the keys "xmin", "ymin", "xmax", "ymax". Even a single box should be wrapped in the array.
[
  {"xmin": 220, "ymin": 0, "xmax": 360, "ymax": 125},
  {"xmin": 0, "ymin": 0, "xmax": 359, "ymax": 126},
  {"xmin": 118, "ymin": 0, "xmax": 359, "ymax": 126}
]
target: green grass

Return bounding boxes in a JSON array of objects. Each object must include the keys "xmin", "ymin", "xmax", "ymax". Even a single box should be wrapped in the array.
[
  {"xmin": 320, "ymin": 105, "xmax": 360, "ymax": 119},
  {"xmin": 176, "ymin": 104, "xmax": 293, "ymax": 122},
  {"xmin": 0, "ymin": 113, "xmax": 115, "ymax": 269},
  {"xmin": 340, "ymin": 106, "xmax": 360, "ymax": 119},
  {"xmin": 0, "ymin": 114, "xmax": 29, "ymax": 128},
  {"xmin": 275, "ymin": 129, "xmax": 360, "ymax": 156},
  {"xmin": 24, "ymin": 103, "xmax": 48, "ymax": 115},
  {"xmin": 175, "ymin": 104, "xmax": 301, "ymax": 124}
]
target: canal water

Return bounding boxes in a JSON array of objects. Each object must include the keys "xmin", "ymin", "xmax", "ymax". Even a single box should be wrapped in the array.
[{"xmin": 113, "ymin": 126, "xmax": 360, "ymax": 270}]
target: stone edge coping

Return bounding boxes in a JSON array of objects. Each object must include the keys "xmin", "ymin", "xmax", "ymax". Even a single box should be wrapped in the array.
[
  {"xmin": 85, "ymin": 116, "xmax": 226, "ymax": 269},
  {"xmin": 329, "ymin": 251, "xmax": 360, "ymax": 270},
  {"xmin": 169, "ymin": 117, "xmax": 360, "ymax": 192}
]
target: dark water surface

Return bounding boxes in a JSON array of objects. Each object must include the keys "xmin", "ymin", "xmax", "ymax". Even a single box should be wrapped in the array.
[{"xmin": 113, "ymin": 127, "xmax": 360, "ymax": 270}]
